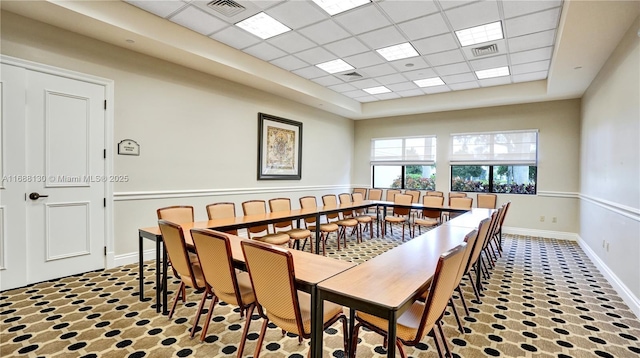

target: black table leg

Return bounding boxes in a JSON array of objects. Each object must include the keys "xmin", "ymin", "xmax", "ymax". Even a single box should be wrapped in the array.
[
  {"xmin": 387, "ymin": 311, "xmax": 397, "ymax": 358},
  {"xmin": 311, "ymin": 286, "xmax": 324, "ymax": 358},
  {"xmin": 162, "ymin": 243, "xmax": 169, "ymax": 315},
  {"xmin": 139, "ymin": 234, "xmax": 144, "ymax": 301},
  {"xmin": 155, "ymin": 239, "xmax": 161, "ymax": 313},
  {"xmin": 348, "ymin": 308, "xmax": 355, "ymax": 356},
  {"xmin": 475, "ymin": 256, "xmax": 483, "ymax": 303},
  {"xmin": 315, "ymin": 213, "xmax": 321, "ymax": 255}
]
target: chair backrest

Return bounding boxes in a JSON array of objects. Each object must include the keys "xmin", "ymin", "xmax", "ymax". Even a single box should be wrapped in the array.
[
  {"xmin": 404, "ymin": 190, "xmax": 420, "ymax": 203},
  {"xmin": 352, "ymin": 188, "xmax": 367, "ymax": 197},
  {"xmin": 241, "ymin": 200, "xmax": 270, "ymax": 237},
  {"xmin": 392, "ymin": 193, "xmax": 413, "ymax": 216},
  {"xmin": 352, "ymin": 192, "xmax": 366, "ymax": 214},
  {"xmin": 415, "ymin": 244, "xmax": 467, "ymax": 341},
  {"xmin": 450, "ymin": 197, "xmax": 473, "ymax": 210},
  {"xmin": 206, "ymin": 202, "xmax": 237, "ymax": 235},
  {"xmin": 368, "ymin": 189, "xmax": 383, "ymax": 201},
  {"xmin": 158, "ymin": 220, "xmax": 203, "ymax": 289},
  {"xmin": 464, "ymin": 215, "xmax": 495, "ymax": 274},
  {"xmin": 268, "ymin": 198, "xmax": 295, "ymax": 231},
  {"xmin": 448, "ymin": 192, "xmax": 467, "ymax": 206},
  {"xmin": 497, "ymin": 201, "xmax": 511, "ymax": 230},
  {"xmin": 157, "ymin": 206, "xmax": 194, "ymax": 223},
  {"xmin": 299, "ymin": 196, "xmax": 319, "ymax": 226},
  {"xmin": 241, "ymin": 240, "xmax": 305, "ymax": 337},
  {"xmin": 191, "ymin": 228, "xmax": 245, "ymax": 307},
  {"xmin": 322, "ymin": 194, "xmax": 340, "ymax": 221},
  {"xmin": 421, "ymin": 195, "xmax": 444, "ymax": 219},
  {"xmin": 477, "ymin": 193, "xmax": 497, "ymax": 209},
  {"xmin": 454, "ymin": 229, "xmax": 479, "ymax": 286},
  {"xmin": 426, "ymin": 191, "xmax": 444, "ymax": 197},
  {"xmin": 338, "ymin": 193, "xmax": 355, "ymax": 218},
  {"xmin": 386, "ymin": 189, "xmax": 401, "ymax": 201}
]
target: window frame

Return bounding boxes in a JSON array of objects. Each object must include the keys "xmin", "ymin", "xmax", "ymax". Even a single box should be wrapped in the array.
[
  {"xmin": 450, "ymin": 164, "xmax": 537, "ymax": 194},
  {"xmin": 372, "ymin": 164, "xmax": 436, "ymax": 190}
]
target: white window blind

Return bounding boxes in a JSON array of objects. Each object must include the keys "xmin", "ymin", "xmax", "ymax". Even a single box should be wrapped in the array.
[
  {"xmin": 450, "ymin": 130, "xmax": 538, "ymax": 165},
  {"xmin": 371, "ymin": 136, "xmax": 436, "ymax": 165}
]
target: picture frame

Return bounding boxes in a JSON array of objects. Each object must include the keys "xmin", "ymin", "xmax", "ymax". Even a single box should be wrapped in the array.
[{"xmin": 257, "ymin": 113, "xmax": 302, "ymax": 180}]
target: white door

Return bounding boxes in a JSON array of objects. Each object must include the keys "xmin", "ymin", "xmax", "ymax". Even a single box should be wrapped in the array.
[{"xmin": 0, "ymin": 63, "xmax": 106, "ymax": 290}]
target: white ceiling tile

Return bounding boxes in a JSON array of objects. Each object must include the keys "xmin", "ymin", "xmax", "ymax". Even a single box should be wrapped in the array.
[
  {"xmin": 469, "ymin": 54, "xmax": 508, "ymax": 71},
  {"xmin": 441, "ymin": 72, "xmax": 477, "ymax": 84},
  {"xmin": 397, "ymin": 89, "xmax": 426, "ymax": 97},
  {"xmin": 502, "ymin": 0, "xmax": 563, "ymax": 19},
  {"xmin": 512, "ymin": 60, "xmax": 550, "ymax": 75},
  {"xmin": 438, "ymin": 0, "xmax": 478, "ymax": 10},
  {"xmin": 390, "ymin": 57, "xmax": 430, "ymax": 72},
  {"xmin": 479, "ymin": 76, "xmax": 512, "ymax": 87},
  {"xmin": 375, "ymin": 92, "xmax": 401, "ymax": 100},
  {"xmin": 387, "ymin": 81, "xmax": 419, "ymax": 91},
  {"xmin": 266, "ymin": 1, "xmax": 328, "ymax": 29},
  {"xmin": 358, "ymin": 26, "xmax": 406, "ymax": 49},
  {"xmin": 444, "ymin": 0, "xmax": 500, "ymax": 30},
  {"xmin": 328, "ymin": 83, "xmax": 357, "ymax": 92},
  {"xmin": 512, "ymin": 70, "xmax": 548, "ymax": 83},
  {"xmin": 127, "ymin": 0, "xmax": 187, "ymax": 18},
  {"xmin": 508, "ymin": 29, "xmax": 556, "ymax": 53},
  {"xmin": 356, "ymin": 95, "xmax": 379, "ymax": 102},
  {"xmin": 360, "ymin": 63, "xmax": 397, "ymax": 77},
  {"xmin": 402, "ymin": 68, "xmax": 437, "ymax": 80},
  {"xmin": 252, "ymin": 0, "xmax": 286, "ymax": 10},
  {"xmin": 448, "ymin": 81, "xmax": 480, "ymax": 90},
  {"xmin": 424, "ymin": 49, "xmax": 466, "ymax": 66},
  {"xmin": 510, "ymin": 46, "xmax": 553, "ymax": 65},
  {"xmin": 268, "ymin": 32, "xmax": 316, "ymax": 53},
  {"xmin": 295, "ymin": 47, "xmax": 336, "ymax": 64},
  {"xmin": 375, "ymin": 73, "xmax": 408, "ymax": 85},
  {"xmin": 170, "ymin": 5, "xmax": 228, "ymax": 35},
  {"xmin": 397, "ymin": 13, "xmax": 449, "ymax": 41},
  {"xmin": 413, "ymin": 33, "xmax": 460, "ymax": 55},
  {"xmin": 378, "ymin": 0, "xmax": 439, "ymax": 23},
  {"xmin": 292, "ymin": 66, "xmax": 327, "ymax": 79},
  {"xmin": 210, "ymin": 26, "xmax": 260, "ymax": 49},
  {"xmin": 334, "ymin": 5, "xmax": 391, "ymax": 35},
  {"xmin": 244, "ymin": 42, "xmax": 287, "ymax": 61},
  {"xmin": 343, "ymin": 52, "xmax": 386, "ymax": 68},
  {"xmin": 422, "ymin": 85, "xmax": 451, "ymax": 94},
  {"xmin": 270, "ymin": 55, "xmax": 309, "ymax": 71},
  {"xmin": 505, "ymin": 7, "xmax": 561, "ymax": 38},
  {"xmin": 312, "ymin": 75, "xmax": 343, "ymax": 86},
  {"xmin": 433, "ymin": 62, "xmax": 471, "ymax": 76},
  {"xmin": 298, "ymin": 20, "xmax": 351, "ymax": 45},
  {"xmin": 344, "ymin": 89, "xmax": 370, "ymax": 98},
  {"xmin": 324, "ymin": 38, "xmax": 369, "ymax": 58},
  {"xmin": 349, "ymin": 78, "xmax": 383, "ymax": 89}
]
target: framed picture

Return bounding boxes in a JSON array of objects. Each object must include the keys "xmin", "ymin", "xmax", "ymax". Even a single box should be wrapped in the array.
[{"xmin": 257, "ymin": 113, "xmax": 302, "ymax": 180}]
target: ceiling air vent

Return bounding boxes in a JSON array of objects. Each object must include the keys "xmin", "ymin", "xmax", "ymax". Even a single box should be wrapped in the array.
[
  {"xmin": 341, "ymin": 72, "xmax": 364, "ymax": 81},
  {"xmin": 472, "ymin": 44, "xmax": 499, "ymax": 57},
  {"xmin": 207, "ymin": 0, "xmax": 246, "ymax": 17}
]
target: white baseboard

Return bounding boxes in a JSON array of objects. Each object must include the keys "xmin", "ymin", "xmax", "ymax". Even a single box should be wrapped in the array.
[
  {"xmin": 114, "ymin": 248, "xmax": 157, "ymax": 267},
  {"xmin": 502, "ymin": 226, "xmax": 579, "ymax": 241},
  {"xmin": 577, "ymin": 236, "xmax": 640, "ymax": 319}
]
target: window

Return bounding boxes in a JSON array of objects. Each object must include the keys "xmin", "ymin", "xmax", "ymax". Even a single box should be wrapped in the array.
[
  {"xmin": 371, "ymin": 136, "xmax": 436, "ymax": 190},
  {"xmin": 450, "ymin": 130, "xmax": 537, "ymax": 194}
]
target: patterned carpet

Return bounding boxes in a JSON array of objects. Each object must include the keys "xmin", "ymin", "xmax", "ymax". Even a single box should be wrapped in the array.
[{"xmin": 2, "ymin": 231, "xmax": 640, "ymax": 358}]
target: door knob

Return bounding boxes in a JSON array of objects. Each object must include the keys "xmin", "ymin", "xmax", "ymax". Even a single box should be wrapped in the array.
[{"xmin": 29, "ymin": 192, "xmax": 49, "ymax": 200}]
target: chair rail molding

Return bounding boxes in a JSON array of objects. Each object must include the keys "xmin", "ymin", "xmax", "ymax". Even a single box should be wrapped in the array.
[{"xmin": 580, "ymin": 193, "xmax": 640, "ymax": 222}]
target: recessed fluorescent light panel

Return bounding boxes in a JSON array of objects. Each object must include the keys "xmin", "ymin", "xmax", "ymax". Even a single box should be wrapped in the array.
[
  {"xmin": 236, "ymin": 12, "xmax": 291, "ymax": 39},
  {"xmin": 455, "ymin": 21, "xmax": 503, "ymax": 47},
  {"xmin": 475, "ymin": 66, "xmax": 510, "ymax": 79},
  {"xmin": 316, "ymin": 59, "xmax": 354, "ymax": 74},
  {"xmin": 414, "ymin": 77, "xmax": 445, "ymax": 87},
  {"xmin": 312, "ymin": 0, "xmax": 371, "ymax": 16},
  {"xmin": 363, "ymin": 86, "xmax": 391, "ymax": 95},
  {"xmin": 376, "ymin": 42, "xmax": 419, "ymax": 62}
]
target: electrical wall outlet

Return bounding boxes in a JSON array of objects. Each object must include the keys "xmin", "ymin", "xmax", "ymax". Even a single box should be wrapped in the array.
[
  {"xmin": 606, "ymin": 242, "xmax": 610, "ymax": 252},
  {"xmin": 552, "ymin": 217, "xmax": 557, "ymax": 223},
  {"xmin": 540, "ymin": 216, "xmax": 545, "ymax": 222}
]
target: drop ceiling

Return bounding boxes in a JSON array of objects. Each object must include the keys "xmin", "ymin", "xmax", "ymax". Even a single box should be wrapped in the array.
[{"xmin": 2, "ymin": 0, "xmax": 638, "ymax": 119}]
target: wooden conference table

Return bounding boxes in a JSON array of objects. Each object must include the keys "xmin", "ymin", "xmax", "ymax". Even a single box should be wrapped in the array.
[{"xmin": 313, "ymin": 209, "xmax": 492, "ymax": 358}]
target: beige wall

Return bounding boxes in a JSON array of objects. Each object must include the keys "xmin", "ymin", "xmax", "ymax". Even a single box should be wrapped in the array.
[
  {"xmin": 580, "ymin": 16, "xmax": 640, "ymax": 300},
  {"xmin": 353, "ymin": 99, "xmax": 582, "ymax": 234},
  {"xmin": 1, "ymin": 12, "xmax": 354, "ymax": 257}
]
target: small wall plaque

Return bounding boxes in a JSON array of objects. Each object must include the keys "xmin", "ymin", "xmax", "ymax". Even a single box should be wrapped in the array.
[{"xmin": 118, "ymin": 139, "xmax": 140, "ymax": 156}]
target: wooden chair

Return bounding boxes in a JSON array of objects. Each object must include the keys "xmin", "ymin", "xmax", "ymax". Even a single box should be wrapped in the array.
[
  {"xmin": 351, "ymin": 192, "xmax": 374, "ymax": 239},
  {"xmin": 384, "ymin": 189, "xmax": 402, "ymax": 215},
  {"xmin": 477, "ymin": 193, "xmax": 497, "ymax": 209},
  {"xmin": 368, "ymin": 188, "xmax": 383, "ymax": 201},
  {"xmin": 157, "ymin": 220, "xmax": 206, "ymax": 336},
  {"xmin": 491, "ymin": 201, "xmax": 511, "ymax": 255},
  {"xmin": 205, "ymin": 202, "xmax": 238, "ymax": 235},
  {"xmin": 157, "ymin": 205, "xmax": 194, "ymax": 223},
  {"xmin": 338, "ymin": 193, "xmax": 364, "ymax": 243},
  {"xmin": 412, "ymin": 195, "xmax": 444, "ymax": 236},
  {"xmin": 299, "ymin": 196, "xmax": 339, "ymax": 256},
  {"xmin": 352, "ymin": 187, "xmax": 367, "ymax": 197},
  {"xmin": 448, "ymin": 192, "xmax": 467, "ymax": 205},
  {"xmin": 322, "ymin": 194, "xmax": 358, "ymax": 249},
  {"xmin": 460, "ymin": 216, "xmax": 495, "ymax": 301},
  {"xmin": 190, "ymin": 229, "xmax": 256, "ymax": 355},
  {"xmin": 404, "ymin": 190, "xmax": 420, "ymax": 203},
  {"xmin": 426, "ymin": 191, "xmax": 444, "ymax": 197},
  {"xmin": 241, "ymin": 240, "xmax": 348, "ymax": 358},
  {"xmin": 384, "ymin": 193, "xmax": 413, "ymax": 241},
  {"xmin": 241, "ymin": 200, "xmax": 290, "ymax": 245},
  {"xmin": 350, "ymin": 244, "xmax": 468, "ymax": 358},
  {"xmin": 449, "ymin": 197, "xmax": 473, "ymax": 220},
  {"xmin": 269, "ymin": 198, "xmax": 312, "ymax": 251}
]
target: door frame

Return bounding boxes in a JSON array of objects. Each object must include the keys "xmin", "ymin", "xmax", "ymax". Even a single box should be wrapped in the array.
[{"xmin": 1, "ymin": 55, "xmax": 116, "ymax": 269}]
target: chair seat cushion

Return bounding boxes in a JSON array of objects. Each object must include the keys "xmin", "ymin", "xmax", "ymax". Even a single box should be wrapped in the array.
[
  {"xmin": 414, "ymin": 218, "xmax": 438, "ymax": 227},
  {"xmin": 286, "ymin": 228, "xmax": 311, "ymax": 240},
  {"xmin": 215, "ymin": 271, "xmax": 256, "ymax": 306},
  {"xmin": 309, "ymin": 223, "xmax": 339, "ymax": 232},
  {"xmin": 254, "ymin": 233, "xmax": 290, "ymax": 245},
  {"xmin": 356, "ymin": 300, "xmax": 426, "ymax": 342},
  {"xmin": 269, "ymin": 290, "xmax": 344, "ymax": 336},
  {"xmin": 385, "ymin": 216, "xmax": 407, "ymax": 223},
  {"xmin": 336, "ymin": 219, "xmax": 358, "ymax": 226},
  {"xmin": 356, "ymin": 216, "xmax": 372, "ymax": 223}
]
